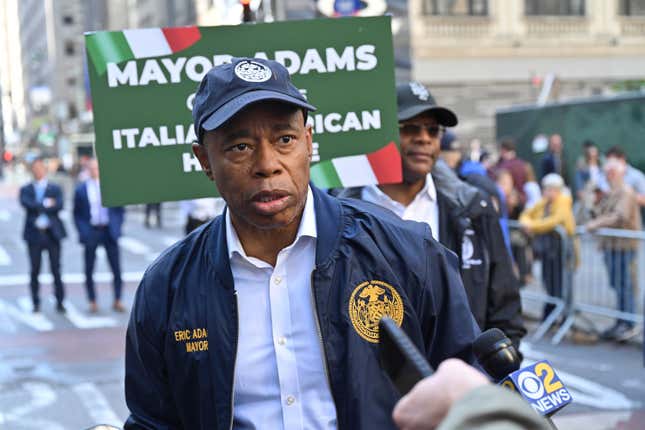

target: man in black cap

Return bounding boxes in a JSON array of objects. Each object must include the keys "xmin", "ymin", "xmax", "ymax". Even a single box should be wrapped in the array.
[
  {"xmin": 336, "ymin": 81, "xmax": 525, "ymax": 352},
  {"xmin": 124, "ymin": 59, "xmax": 480, "ymax": 430}
]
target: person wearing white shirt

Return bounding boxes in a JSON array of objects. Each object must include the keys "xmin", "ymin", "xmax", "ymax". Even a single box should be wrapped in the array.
[
  {"xmin": 19, "ymin": 158, "xmax": 67, "ymax": 313},
  {"xmin": 73, "ymin": 159, "xmax": 125, "ymax": 313},
  {"xmin": 341, "ymin": 82, "xmax": 525, "ymax": 351},
  {"xmin": 124, "ymin": 59, "xmax": 481, "ymax": 430}
]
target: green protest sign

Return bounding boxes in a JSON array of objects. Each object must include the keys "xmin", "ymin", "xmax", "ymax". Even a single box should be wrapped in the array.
[{"xmin": 85, "ymin": 16, "xmax": 401, "ymax": 206}]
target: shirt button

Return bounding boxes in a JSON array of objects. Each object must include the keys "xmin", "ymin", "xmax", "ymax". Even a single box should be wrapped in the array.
[
  {"xmin": 274, "ymin": 276, "xmax": 282, "ymax": 285},
  {"xmin": 278, "ymin": 336, "xmax": 287, "ymax": 346},
  {"xmin": 286, "ymin": 395, "xmax": 296, "ymax": 406}
]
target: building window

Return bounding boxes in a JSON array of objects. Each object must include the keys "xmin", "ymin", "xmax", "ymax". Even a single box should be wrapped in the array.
[
  {"xmin": 620, "ymin": 0, "xmax": 645, "ymax": 15},
  {"xmin": 62, "ymin": 15, "xmax": 73, "ymax": 25},
  {"xmin": 426, "ymin": 0, "xmax": 488, "ymax": 16},
  {"xmin": 525, "ymin": 0, "xmax": 585, "ymax": 16},
  {"xmin": 64, "ymin": 41, "xmax": 75, "ymax": 56}
]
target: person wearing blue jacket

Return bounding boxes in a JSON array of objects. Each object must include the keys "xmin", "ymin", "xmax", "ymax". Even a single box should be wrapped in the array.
[
  {"xmin": 124, "ymin": 58, "xmax": 480, "ymax": 430},
  {"xmin": 73, "ymin": 158, "xmax": 125, "ymax": 313}
]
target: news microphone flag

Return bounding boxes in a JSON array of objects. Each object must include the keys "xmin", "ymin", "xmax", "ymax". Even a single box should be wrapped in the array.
[
  {"xmin": 500, "ymin": 359, "xmax": 572, "ymax": 416},
  {"xmin": 310, "ymin": 142, "xmax": 402, "ymax": 188}
]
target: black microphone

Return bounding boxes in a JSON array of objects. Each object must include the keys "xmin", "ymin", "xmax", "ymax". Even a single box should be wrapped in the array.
[
  {"xmin": 473, "ymin": 328, "xmax": 521, "ymax": 382},
  {"xmin": 474, "ymin": 329, "xmax": 571, "ymax": 427}
]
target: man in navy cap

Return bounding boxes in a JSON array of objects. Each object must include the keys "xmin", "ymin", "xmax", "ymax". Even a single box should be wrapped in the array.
[
  {"xmin": 335, "ymin": 82, "xmax": 525, "ymax": 353},
  {"xmin": 124, "ymin": 58, "xmax": 480, "ymax": 430}
]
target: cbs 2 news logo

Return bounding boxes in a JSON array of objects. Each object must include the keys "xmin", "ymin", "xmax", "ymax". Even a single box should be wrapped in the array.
[{"xmin": 502, "ymin": 360, "xmax": 572, "ymax": 415}]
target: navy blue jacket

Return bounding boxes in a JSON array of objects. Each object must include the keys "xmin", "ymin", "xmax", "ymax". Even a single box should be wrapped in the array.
[
  {"xmin": 124, "ymin": 187, "xmax": 480, "ymax": 430},
  {"xmin": 73, "ymin": 181, "xmax": 124, "ymax": 244},
  {"xmin": 19, "ymin": 181, "xmax": 67, "ymax": 242}
]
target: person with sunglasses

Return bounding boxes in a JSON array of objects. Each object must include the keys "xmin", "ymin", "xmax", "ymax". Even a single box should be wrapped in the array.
[{"xmin": 335, "ymin": 82, "xmax": 525, "ymax": 353}]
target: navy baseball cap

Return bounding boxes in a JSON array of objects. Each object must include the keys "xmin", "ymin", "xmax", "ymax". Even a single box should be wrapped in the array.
[
  {"xmin": 440, "ymin": 130, "xmax": 461, "ymax": 151},
  {"xmin": 192, "ymin": 57, "xmax": 316, "ymax": 143},
  {"xmin": 396, "ymin": 82, "xmax": 458, "ymax": 127}
]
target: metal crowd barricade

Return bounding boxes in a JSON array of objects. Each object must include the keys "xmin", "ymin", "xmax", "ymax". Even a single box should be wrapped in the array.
[
  {"xmin": 508, "ymin": 220, "xmax": 572, "ymax": 343},
  {"xmin": 510, "ymin": 219, "xmax": 645, "ymax": 344},
  {"xmin": 553, "ymin": 226, "xmax": 645, "ymax": 344}
]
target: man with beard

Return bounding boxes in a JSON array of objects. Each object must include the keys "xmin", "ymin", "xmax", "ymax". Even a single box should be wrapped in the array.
[{"xmin": 124, "ymin": 59, "xmax": 480, "ymax": 430}]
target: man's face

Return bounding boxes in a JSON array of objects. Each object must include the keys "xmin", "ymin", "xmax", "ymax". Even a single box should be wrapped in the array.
[
  {"xmin": 605, "ymin": 158, "xmax": 625, "ymax": 186},
  {"xmin": 31, "ymin": 160, "xmax": 46, "ymax": 180},
  {"xmin": 194, "ymin": 102, "xmax": 312, "ymax": 230},
  {"xmin": 398, "ymin": 113, "xmax": 442, "ymax": 183},
  {"xmin": 88, "ymin": 159, "xmax": 100, "ymax": 179}
]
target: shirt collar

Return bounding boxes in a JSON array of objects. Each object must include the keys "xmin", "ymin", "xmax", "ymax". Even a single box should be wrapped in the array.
[
  {"xmin": 226, "ymin": 186, "xmax": 317, "ymax": 261},
  {"xmin": 34, "ymin": 178, "xmax": 48, "ymax": 188},
  {"xmin": 365, "ymin": 173, "xmax": 437, "ymax": 205}
]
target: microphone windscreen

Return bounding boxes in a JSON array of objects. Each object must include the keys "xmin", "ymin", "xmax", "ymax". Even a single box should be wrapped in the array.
[
  {"xmin": 473, "ymin": 328, "xmax": 521, "ymax": 381},
  {"xmin": 473, "ymin": 328, "xmax": 508, "ymax": 359}
]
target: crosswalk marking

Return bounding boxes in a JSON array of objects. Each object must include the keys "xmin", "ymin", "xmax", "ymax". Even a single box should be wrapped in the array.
[
  {"xmin": 2, "ymin": 382, "xmax": 66, "ymax": 430},
  {"xmin": 0, "ymin": 296, "xmax": 122, "ymax": 332},
  {"xmin": 119, "ymin": 236, "xmax": 152, "ymax": 255},
  {"xmin": 0, "ymin": 245, "xmax": 11, "ymax": 266},
  {"xmin": 72, "ymin": 382, "xmax": 122, "ymax": 427},
  {"xmin": 162, "ymin": 236, "xmax": 181, "ymax": 247},
  {"xmin": 522, "ymin": 342, "xmax": 641, "ymax": 410},
  {"xmin": 0, "ymin": 298, "xmax": 54, "ymax": 331},
  {"xmin": 0, "ymin": 300, "xmax": 18, "ymax": 333},
  {"xmin": 48, "ymin": 297, "xmax": 118, "ymax": 329},
  {"xmin": 0, "ymin": 271, "xmax": 145, "ymax": 287}
]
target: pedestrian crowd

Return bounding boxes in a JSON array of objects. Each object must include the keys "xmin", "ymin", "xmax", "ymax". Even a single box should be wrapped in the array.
[{"xmin": 468, "ymin": 134, "xmax": 645, "ymax": 343}]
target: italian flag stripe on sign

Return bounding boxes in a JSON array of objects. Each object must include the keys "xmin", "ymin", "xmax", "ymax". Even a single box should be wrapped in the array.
[
  {"xmin": 86, "ymin": 26, "xmax": 202, "ymax": 75},
  {"xmin": 86, "ymin": 31, "xmax": 134, "ymax": 75},
  {"xmin": 310, "ymin": 142, "xmax": 401, "ymax": 188}
]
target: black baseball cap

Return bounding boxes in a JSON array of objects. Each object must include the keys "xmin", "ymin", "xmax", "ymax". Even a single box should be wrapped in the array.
[
  {"xmin": 396, "ymin": 82, "xmax": 458, "ymax": 127},
  {"xmin": 192, "ymin": 57, "xmax": 316, "ymax": 143}
]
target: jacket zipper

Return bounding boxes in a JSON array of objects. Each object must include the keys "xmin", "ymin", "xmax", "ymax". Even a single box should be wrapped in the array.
[
  {"xmin": 309, "ymin": 268, "xmax": 335, "ymax": 415},
  {"xmin": 229, "ymin": 291, "xmax": 239, "ymax": 430}
]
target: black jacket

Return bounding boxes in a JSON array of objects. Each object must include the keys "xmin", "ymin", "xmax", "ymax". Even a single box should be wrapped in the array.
[
  {"xmin": 335, "ymin": 161, "xmax": 526, "ymax": 350},
  {"xmin": 124, "ymin": 186, "xmax": 480, "ymax": 430}
]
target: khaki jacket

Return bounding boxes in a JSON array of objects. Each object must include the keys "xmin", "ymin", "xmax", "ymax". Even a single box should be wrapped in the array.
[
  {"xmin": 519, "ymin": 193, "xmax": 579, "ymax": 267},
  {"xmin": 519, "ymin": 193, "xmax": 576, "ymax": 236},
  {"xmin": 438, "ymin": 385, "xmax": 551, "ymax": 430},
  {"xmin": 586, "ymin": 183, "xmax": 642, "ymax": 251}
]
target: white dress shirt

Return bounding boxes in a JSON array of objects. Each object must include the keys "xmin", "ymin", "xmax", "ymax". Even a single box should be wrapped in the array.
[
  {"xmin": 33, "ymin": 179, "xmax": 50, "ymax": 229},
  {"xmin": 362, "ymin": 173, "xmax": 440, "ymax": 241},
  {"xmin": 86, "ymin": 179, "xmax": 109, "ymax": 226},
  {"xmin": 227, "ymin": 187, "xmax": 337, "ymax": 430}
]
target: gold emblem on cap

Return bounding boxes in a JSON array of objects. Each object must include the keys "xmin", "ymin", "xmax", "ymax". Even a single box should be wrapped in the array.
[{"xmin": 349, "ymin": 280, "xmax": 404, "ymax": 343}]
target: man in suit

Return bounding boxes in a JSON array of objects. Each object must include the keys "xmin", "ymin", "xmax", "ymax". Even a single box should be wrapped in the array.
[
  {"xmin": 19, "ymin": 158, "xmax": 67, "ymax": 313},
  {"xmin": 74, "ymin": 158, "xmax": 125, "ymax": 313}
]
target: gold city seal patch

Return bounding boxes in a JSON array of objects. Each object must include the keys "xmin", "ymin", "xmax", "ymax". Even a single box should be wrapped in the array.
[{"xmin": 349, "ymin": 280, "xmax": 404, "ymax": 343}]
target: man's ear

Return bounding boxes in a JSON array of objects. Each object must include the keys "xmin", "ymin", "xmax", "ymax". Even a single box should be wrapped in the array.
[{"xmin": 192, "ymin": 143, "xmax": 213, "ymax": 180}]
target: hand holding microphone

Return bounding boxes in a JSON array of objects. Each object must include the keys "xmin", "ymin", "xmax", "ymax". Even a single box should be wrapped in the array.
[
  {"xmin": 379, "ymin": 320, "xmax": 559, "ymax": 430},
  {"xmin": 392, "ymin": 358, "xmax": 490, "ymax": 430}
]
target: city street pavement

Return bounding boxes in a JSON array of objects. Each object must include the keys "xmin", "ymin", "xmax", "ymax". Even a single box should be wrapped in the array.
[{"xmin": 0, "ymin": 170, "xmax": 644, "ymax": 429}]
